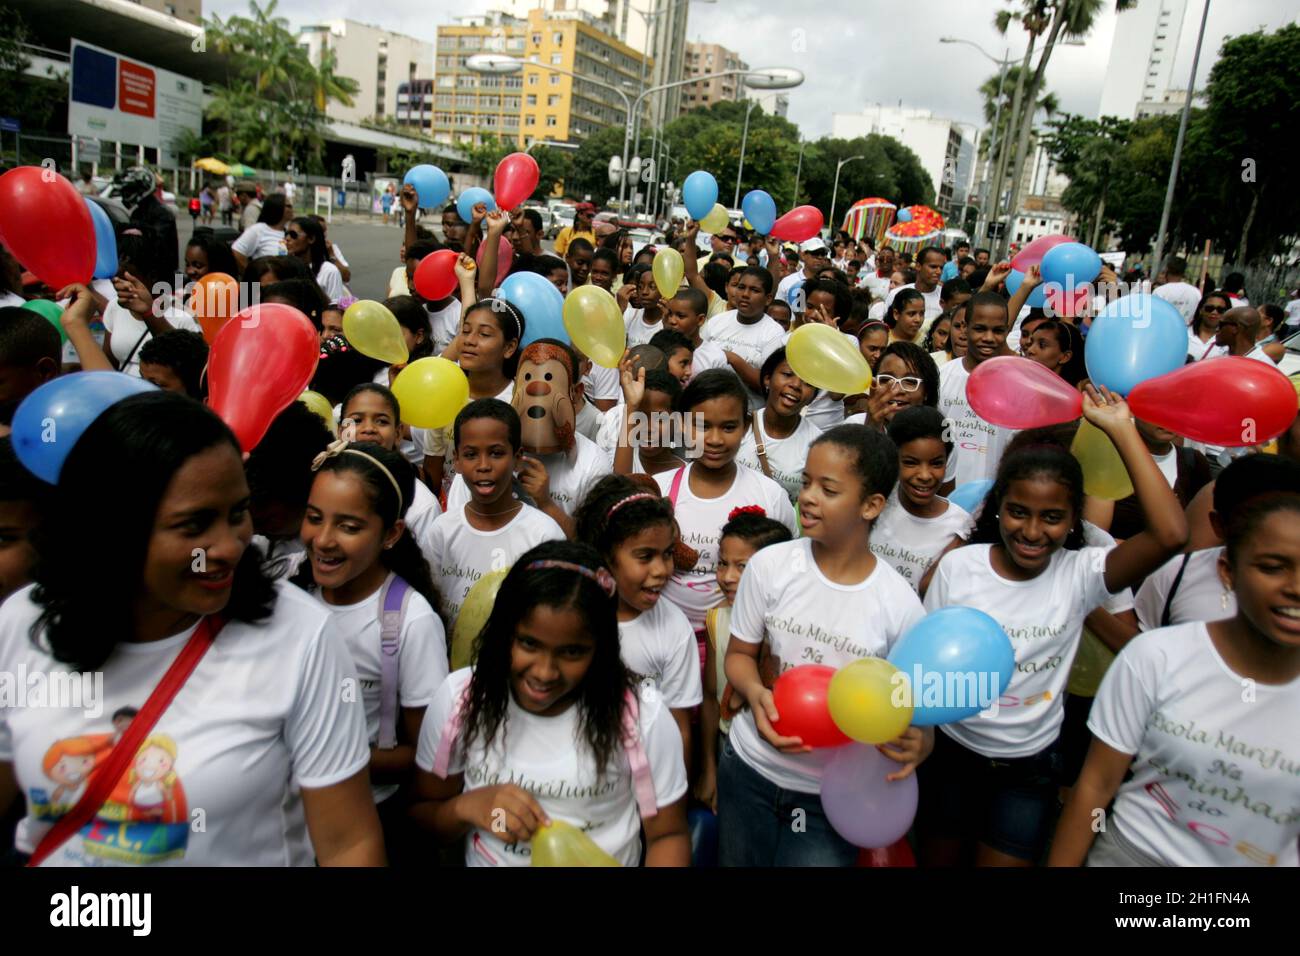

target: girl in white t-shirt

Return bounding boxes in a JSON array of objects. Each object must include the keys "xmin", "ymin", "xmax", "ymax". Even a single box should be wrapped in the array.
[
  {"xmin": 721, "ymin": 425, "xmax": 930, "ymax": 867},
  {"xmin": 0, "ymin": 391, "xmax": 382, "ymax": 866},
  {"xmin": 1051, "ymin": 492, "xmax": 1300, "ymax": 867},
  {"xmin": 575, "ymin": 475, "xmax": 703, "ymax": 767},
  {"xmin": 875, "ymin": 405, "xmax": 975, "ymax": 594},
  {"xmin": 292, "ymin": 441, "xmax": 448, "ymax": 833},
  {"xmin": 411, "ymin": 540, "xmax": 690, "ymax": 866},
  {"xmin": 919, "ymin": 385, "xmax": 1188, "ymax": 867},
  {"xmin": 736, "ymin": 346, "xmax": 820, "ymax": 504},
  {"xmin": 284, "ymin": 216, "xmax": 346, "ymax": 303}
]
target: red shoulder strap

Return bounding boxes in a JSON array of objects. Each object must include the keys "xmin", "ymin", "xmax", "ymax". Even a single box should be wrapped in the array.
[
  {"xmin": 27, "ymin": 616, "xmax": 224, "ymax": 867},
  {"xmin": 668, "ymin": 465, "xmax": 686, "ymax": 506}
]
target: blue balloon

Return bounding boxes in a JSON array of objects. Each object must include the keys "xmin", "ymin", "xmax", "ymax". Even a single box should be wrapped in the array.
[
  {"xmin": 12, "ymin": 372, "xmax": 156, "ymax": 484},
  {"xmin": 741, "ymin": 189, "xmax": 777, "ymax": 235},
  {"xmin": 501, "ymin": 272, "xmax": 566, "ymax": 347},
  {"xmin": 887, "ymin": 607, "xmax": 1015, "ymax": 726},
  {"xmin": 948, "ymin": 479, "xmax": 994, "ymax": 515},
  {"xmin": 403, "ymin": 164, "xmax": 450, "ymax": 209},
  {"xmin": 1005, "ymin": 268, "xmax": 1046, "ymax": 308},
  {"xmin": 1040, "ymin": 241, "xmax": 1101, "ymax": 291},
  {"xmin": 688, "ymin": 807, "xmax": 718, "ymax": 867},
  {"xmin": 456, "ymin": 187, "xmax": 496, "ymax": 225},
  {"xmin": 1084, "ymin": 293, "xmax": 1187, "ymax": 396},
  {"xmin": 681, "ymin": 170, "xmax": 718, "ymax": 221},
  {"xmin": 84, "ymin": 197, "xmax": 117, "ymax": 280},
  {"xmin": 896, "ymin": 208, "xmax": 912, "ymax": 223}
]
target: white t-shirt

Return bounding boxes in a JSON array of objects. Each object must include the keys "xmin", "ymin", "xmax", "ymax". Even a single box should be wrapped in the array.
[
  {"xmin": 862, "ymin": 272, "xmax": 891, "ymax": 302},
  {"xmin": 885, "ymin": 283, "xmax": 943, "ymax": 321},
  {"xmin": 776, "ymin": 270, "xmax": 814, "ymax": 308},
  {"xmin": 575, "ymin": 399, "xmax": 604, "ymax": 442},
  {"xmin": 415, "ymin": 667, "xmax": 687, "ymax": 866},
  {"xmin": 103, "ymin": 301, "xmax": 202, "ymax": 377},
  {"xmin": 801, "ymin": 391, "xmax": 846, "ymax": 433},
  {"xmin": 420, "ymin": 503, "xmax": 565, "ymax": 627},
  {"xmin": 924, "ymin": 543, "xmax": 1117, "ymax": 758},
  {"xmin": 736, "ymin": 412, "xmax": 821, "ymax": 504},
  {"xmin": 412, "ymin": 381, "xmax": 515, "ymax": 495},
  {"xmin": 1188, "ymin": 329, "xmax": 1227, "ymax": 362},
  {"xmin": 1153, "ymin": 280, "xmax": 1203, "ymax": 324},
  {"xmin": 582, "ymin": 363, "xmax": 621, "ymax": 402},
  {"xmin": 624, "ymin": 307, "xmax": 663, "ymax": 347},
  {"xmin": 306, "ymin": 574, "xmax": 447, "ymax": 803},
  {"xmin": 405, "ymin": 478, "xmax": 443, "ymax": 548},
  {"xmin": 1134, "ymin": 547, "xmax": 1235, "ymax": 631},
  {"xmin": 445, "ymin": 432, "xmax": 608, "ymax": 517},
  {"xmin": 312, "ymin": 261, "xmax": 345, "ymax": 303},
  {"xmin": 870, "ymin": 490, "xmax": 974, "ymax": 591},
  {"xmin": 619, "ymin": 598, "xmax": 703, "ymax": 709},
  {"xmin": 428, "ymin": 299, "xmax": 463, "ymax": 355},
  {"xmin": 232, "ymin": 222, "xmax": 286, "ymax": 260},
  {"xmin": 937, "ymin": 358, "xmax": 1019, "ymax": 487},
  {"xmin": 1088, "ymin": 622, "xmax": 1300, "ymax": 867},
  {"xmin": 653, "ymin": 463, "xmax": 797, "ymax": 632},
  {"xmin": 729, "ymin": 538, "xmax": 925, "ymax": 792},
  {"xmin": 689, "ymin": 340, "xmax": 731, "ymax": 378},
  {"xmin": 0, "ymin": 582, "xmax": 369, "ymax": 866},
  {"xmin": 699, "ymin": 310, "xmax": 786, "ymax": 410},
  {"xmin": 388, "ymin": 266, "xmax": 410, "ymax": 299},
  {"xmin": 329, "ymin": 243, "xmax": 349, "ymax": 269}
]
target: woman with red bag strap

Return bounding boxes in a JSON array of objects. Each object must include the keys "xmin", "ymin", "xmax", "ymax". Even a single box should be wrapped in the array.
[{"xmin": 0, "ymin": 392, "xmax": 384, "ymax": 866}]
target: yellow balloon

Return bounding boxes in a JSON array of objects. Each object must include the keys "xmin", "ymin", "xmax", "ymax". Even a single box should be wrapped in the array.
[
  {"xmin": 451, "ymin": 567, "xmax": 510, "ymax": 670},
  {"xmin": 1066, "ymin": 629, "xmax": 1115, "ymax": 698},
  {"xmin": 785, "ymin": 324, "xmax": 872, "ymax": 395},
  {"xmin": 827, "ymin": 658, "xmax": 913, "ymax": 744},
  {"xmin": 297, "ymin": 390, "xmax": 336, "ymax": 435},
  {"xmin": 563, "ymin": 285, "xmax": 627, "ymax": 369},
  {"xmin": 700, "ymin": 203, "xmax": 729, "ymax": 234},
  {"xmin": 530, "ymin": 820, "xmax": 621, "ymax": 867},
  {"xmin": 652, "ymin": 246, "xmax": 684, "ymax": 298},
  {"xmin": 343, "ymin": 300, "xmax": 409, "ymax": 365},
  {"xmin": 1071, "ymin": 419, "xmax": 1133, "ymax": 500},
  {"xmin": 391, "ymin": 357, "xmax": 469, "ymax": 428}
]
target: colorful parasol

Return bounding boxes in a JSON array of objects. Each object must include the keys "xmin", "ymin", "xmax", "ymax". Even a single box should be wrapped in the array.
[
  {"xmin": 842, "ymin": 197, "xmax": 896, "ymax": 246},
  {"xmin": 193, "ymin": 157, "xmax": 231, "ymax": 175},
  {"xmin": 884, "ymin": 204, "xmax": 945, "ymax": 255},
  {"xmin": 227, "ymin": 163, "xmax": 258, "ymax": 179}
]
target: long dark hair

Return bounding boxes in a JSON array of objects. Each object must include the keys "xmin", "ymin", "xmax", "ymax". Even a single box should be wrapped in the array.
[
  {"xmin": 970, "ymin": 438, "xmax": 1086, "ymax": 551},
  {"xmin": 185, "ymin": 235, "xmax": 239, "ymax": 278},
  {"xmin": 291, "ymin": 216, "xmax": 328, "ymax": 278},
  {"xmin": 1191, "ymin": 289, "xmax": 1231, "ymax": 338},
  {"xmin": 290, "ymin": 441, "xmax": 439, "ymax": 611},
  {"xmin": 879, "ymin": 341, "xmax": 939, "ymax": 408},
  {"xmin": 31, "ymin": 392, "xmax": 276, "ymax": 671},
  {"xmin": 574, "ymin": 474, "xmax": 677, "ymax": 562},
  {"xmin": 463, "ymin": 540, "xmax": 634, "ymax": 777},
  {"xmin": 464, "ymin": 298, "xmax": 526, "ymax": 379},
  {"xmin": 1035, "ymin": 319, "xmax": 1087, "ymax": 386},
  {"xmin": 385, "ymin": 295, "xmax": 435, "ymax": 362},
  {"xmin": 887, "ymin": 288, "xmax": 925, "ymax": 329}
]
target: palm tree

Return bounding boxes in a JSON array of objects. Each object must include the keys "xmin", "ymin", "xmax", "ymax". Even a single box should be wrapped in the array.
[{"xmin": 980, "ymin": 66, "xmax": 1058, "ymax": 168}]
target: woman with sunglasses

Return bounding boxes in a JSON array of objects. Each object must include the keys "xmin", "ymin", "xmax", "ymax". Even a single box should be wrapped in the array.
[
  {"xmin": 284, "ymin": 216, "xmax": 346, "ymax": 303},
  {"xmin": 1188, "ymin": 290, "xmax": 1231, "ymax": 361},
  {"xmin": 845, "ymin": 342, "xmax": 940, "ymax": 431}
]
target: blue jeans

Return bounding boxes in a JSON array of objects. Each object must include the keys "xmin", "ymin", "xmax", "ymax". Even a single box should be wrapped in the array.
[{"xmin": 717, "ymin": 737, "xmax": 858, "ymax": 867}]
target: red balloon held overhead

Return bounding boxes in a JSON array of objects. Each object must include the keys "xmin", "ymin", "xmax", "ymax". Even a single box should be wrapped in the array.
[
  {"xmin": 1011, "ymin": 233, "xmax": 1076, "ymax": 273},
  {"xmin": 494, "ymin": 152, "xmax": 540, "ymax": 211},
  {"xmin": 1127, "ymin": 358, "xmax": 1297, "ymax": 447},
  {"xmin": 414, "ymin": 249, "xmax": 460, "ymax": 301},
  {"xmin": 856, "ymin": 838, "xmax": 917, "ymax": 867},
  {"xmin": 770, "ymin": 665, "xmax": 850, "ymax": 748},
  {"xmin": 1046, "ymin": 284, "xmax": 1090, "ymax": 319},
  {"xmin": 0, "ymin": 166, "xmax": 96, "ymax": 290},
  {"xmin": 769, "ymin": 205, "xmax": 824, "ymax": 243},
  {"xmin": 207, "ymin": 303, "xmax": 320, "ymax": 452},
  {"xmin": 966, "ymin": 355, "xmax": 1083, "ymax": 429}
]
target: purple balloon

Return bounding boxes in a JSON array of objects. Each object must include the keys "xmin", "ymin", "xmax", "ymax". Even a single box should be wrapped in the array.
[{"xmin": 820, "ymin": 744, "xmax": 918, "ymax": 848}]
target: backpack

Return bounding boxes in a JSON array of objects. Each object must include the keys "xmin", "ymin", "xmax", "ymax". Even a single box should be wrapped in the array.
[{"xmin": 377, "ymin": 575, "xmax": 412, "ymax": 750}]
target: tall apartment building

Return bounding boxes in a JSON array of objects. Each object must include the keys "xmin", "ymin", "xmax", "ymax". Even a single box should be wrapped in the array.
[
  {"xmin": 1097, "ymin": 0, "xmax": 1187, "ymax": 120},
  {"xmin": 680, "ymin": 41, "xmax": 746, "ymax": 113},
  {"xmin": 298, "ymin": 20, "xmax": 434, "ymax": 126}
]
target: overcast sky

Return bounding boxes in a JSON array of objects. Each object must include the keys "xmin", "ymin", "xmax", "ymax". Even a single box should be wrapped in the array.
[{"xmin": 209, "ymin": 0, "xmax": 1298, "ymax": 136}]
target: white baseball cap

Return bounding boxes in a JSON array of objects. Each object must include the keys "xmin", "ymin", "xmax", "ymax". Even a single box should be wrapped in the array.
[{"xmin": 800, "ymin": 238, "xmax": 829, "ymax": 254}]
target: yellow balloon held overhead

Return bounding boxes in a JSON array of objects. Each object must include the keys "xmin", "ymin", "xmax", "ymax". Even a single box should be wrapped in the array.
[
  {"xmin": 700, "ymin": 203, "xmax": 729, "ymax": 234},
  {"xmin": 652, "ymin": 247, "xmax": 684, "ymax": 298},
  {"xmin": 391, "ymin": 357, "xmax": 469, "ymax": 428},
  {"xmin": 1071, "ymin": 419, "xmax": 1133, "ymax": 500},
  {"xmin": 786, "ymin": 324, "xmax": 872, "ymax": 395},
  {"xmin": 297, "ymin": 390, "xmax": 337, "ymax": 435},
  {"xmin": 451, "ymin": 567, "xmax": 510, "ymax": 670},
  {"xmin": 827, "ymin": 658, "xmax": 912, "ymax": 744},
  {"xmin": 563, "ymin": 285, "xmax": 626, "ymax": 369},
  {"xmin": 530, "ymin": 820, "xmax": 621, "ymax": 867},
  {"xmin": 343, "ymin": 300, "xmax": 409, "ymax": 365}
]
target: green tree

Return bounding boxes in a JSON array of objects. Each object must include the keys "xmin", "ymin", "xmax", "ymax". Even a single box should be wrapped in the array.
[
  {"xmin": 0, "ymin": 6, "xmax": 67, "ymax": 140},
  {"xmin": 568, "ymin": 126, "xmax": 627, "ymax": 204},
  {"xmin": 1041, "ymin": 113, "xmax": 1131, "ymax": 247},
  {"xmin": 461, "ymin": 134, "xmax": 573, "ymax": 202},
  {"xmin": 979, "ymin": 66, "xmax": 1058, "ymax": 170}
]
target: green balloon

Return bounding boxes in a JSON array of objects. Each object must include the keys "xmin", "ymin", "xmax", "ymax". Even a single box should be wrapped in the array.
[{"xmin": 20, "ymin": 299, "xmax": 68, "ymax": 344}]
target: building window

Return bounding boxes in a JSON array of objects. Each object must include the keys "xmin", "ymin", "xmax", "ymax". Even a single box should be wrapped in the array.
[
  {"xmin": 551, "ymin": 53, "xmax": 562, "ymax": 65},
  {"xmin": 528, "ymin": 74, "xmax": 538, "ymax": 85},
  {"xmin": 546, "ymin": 115, "xmax": 557, "ymax": 127},
  {"xmin": 549, "ymin": 75, "xmax": 560, "ymax": 85},
  {"xmin": 553, "ymin": 32, "xmax": 563, "ymax": 46},
  {"xmin": 526, "ymin": 115, "xmax": 535, "ymax": 125},
  {"xmin": 532, "ymin": 33, "xmax": 541, "ymax": 45},
  {"xmin": 547, "ymin": 94, "xmax": 560, "ymax": 106},
  {"xmin": 527, "ymin": 94, "xmax": 537, "ymax": 105},
  {"xmin": 505, "ymin": 76, "xmax": 522, "ymax": 88}
]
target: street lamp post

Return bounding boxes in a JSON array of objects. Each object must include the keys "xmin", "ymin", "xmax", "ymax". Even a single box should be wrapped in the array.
[
  {"xmin": 734, "ymin": 99, "xmax": 759, "ymax": 208},
  {"xmin": 830, "ymin": 155, "xmax": 865, "ymax": 239},
  {"xmin": 792, "ymin": 139, "xmax": 805, "ymax": 204}
]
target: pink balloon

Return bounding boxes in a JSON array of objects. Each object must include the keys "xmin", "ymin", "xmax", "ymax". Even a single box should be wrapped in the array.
[
  {"xmin": 475, "ymin": 235, "xmax": 513, "ymax": 290},
  {"xmin": 494, "ymin": 152, "xmax": 540, "ymax": 211},
  {"xmin": 1011, "ymin": 234, "xmax": 1076, "ymax": 273},
  {"xmin": 966, "ymin": 355, "xmax": 1083, "ymax": 429},
  {"xmin": 1046, "ymin": 284, "xmax": 1090, "ymax": 318},
  {"xmin": 770, "ymin": 205, "xmax": 824, "ymax": 243}
]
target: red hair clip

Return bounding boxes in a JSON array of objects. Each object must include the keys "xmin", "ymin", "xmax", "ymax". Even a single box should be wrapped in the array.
[{"xmin": 728, "ymin": 505, "xmax": 767, "ymax": 521}]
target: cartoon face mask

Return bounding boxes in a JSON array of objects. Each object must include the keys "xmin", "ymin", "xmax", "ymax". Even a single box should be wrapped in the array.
[{"xmin": 512, "ymin": 343, "xmax": 576, "ymax": 455}]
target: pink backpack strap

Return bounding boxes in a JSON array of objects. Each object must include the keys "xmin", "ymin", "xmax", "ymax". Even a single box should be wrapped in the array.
[
  {"xmin": 431, "ymin": 682, "xmax": 473, "ymax": 778},
  {"xmin": 621, "ymin": 687, "xmax": 658, "ymax": 819},
  {"xmin": 667, "ymin": 465, "xmax": 686, "ymax": 506}
]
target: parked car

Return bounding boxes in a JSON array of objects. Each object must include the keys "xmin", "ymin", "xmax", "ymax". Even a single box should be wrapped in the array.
[
  {"xmin": 1277, "ymin": 327, "xmax": 1300, "ymax": 377},
  {"xmin": 549, "ymin": 205, "xmax": 576, "ymax": 239}
]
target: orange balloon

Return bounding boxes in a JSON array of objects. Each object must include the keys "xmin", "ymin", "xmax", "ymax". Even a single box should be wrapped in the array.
[{"xmin": 190, "ymin": 272, "xmax": 240, "ymax": 344}]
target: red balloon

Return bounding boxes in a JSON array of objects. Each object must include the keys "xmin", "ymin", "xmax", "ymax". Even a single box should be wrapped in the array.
[
  {"xmin": 207, "ymin": 303, "xmax": 320, "ymax": 452},
  {"xmin": 476, "ymin": 234, "xmax": 513, "ymax": 290},
  {"xmin": 1046, "ymin": 284, "xmax": 1090, "ymax": 318},
  {"xmin": 1128, "ymin": 358, "xmax": 1297, "ymax": 447},
  {"xmin": 856, "ymin": 837, "xmax": 917, "ymax": 867},
  {"xmin": 1011, "ymin": 233, "xmax": 1076, "ymax": 272},
  {"xmin": 0, "ymin": 167, "xmax": 95, "ymax": 290},
  {"xmin": 769, "ymin": 205, "xmax": 825, "ymax": 243},
  {"xmin": 966, "ymin": 355, "xmax": 1083, "ymax": 429},
  {"xmin": 771, "ymin": 665, "xmax": 850, "ymax": 748},
  {"xmin": 414, "ymin": 249, "xmax": 460, "ymax": 301},
  {"xmin": 494, "ymin": 152, "xmax": 540, "ymax": 211}
]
